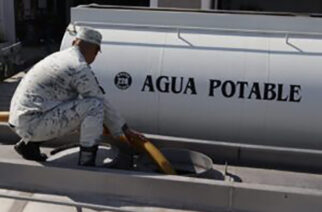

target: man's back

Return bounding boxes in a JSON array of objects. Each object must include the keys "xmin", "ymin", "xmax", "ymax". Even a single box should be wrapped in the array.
[{"xmin": 9, "ymin": 46, "xmax": 88, "ymax": 126}]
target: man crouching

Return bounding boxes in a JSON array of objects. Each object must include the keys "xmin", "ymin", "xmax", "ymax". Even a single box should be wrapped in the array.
[{"xmin": 9, "ymin": 27, "xmax": 144, "ymax": 166}]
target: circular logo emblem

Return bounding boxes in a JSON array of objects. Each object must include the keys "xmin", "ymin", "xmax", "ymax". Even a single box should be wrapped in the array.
[{"xmin": 114, "ymin": 72, "xmax": 132, "ymax": 90}]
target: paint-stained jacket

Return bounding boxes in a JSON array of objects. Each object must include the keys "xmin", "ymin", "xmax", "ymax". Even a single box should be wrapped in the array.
[{"xmin": 9, "ymin": 46, "xmax": 125, "ymax": 136}]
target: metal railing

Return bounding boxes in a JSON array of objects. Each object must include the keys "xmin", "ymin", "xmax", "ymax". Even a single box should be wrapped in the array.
[{"xmin": 72, "ymin": 21, "xmax": 322, "ymax": 38}]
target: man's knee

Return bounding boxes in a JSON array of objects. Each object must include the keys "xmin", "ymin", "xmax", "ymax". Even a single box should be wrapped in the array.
[{"xmin": 84, "ymin": 97, "xmax": 103, "ymax": 107}]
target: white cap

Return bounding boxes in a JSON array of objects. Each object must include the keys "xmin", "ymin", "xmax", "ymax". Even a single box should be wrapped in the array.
[{"xmin": 76, "ymin": 27, "xmax": 102, "ymax": 46}]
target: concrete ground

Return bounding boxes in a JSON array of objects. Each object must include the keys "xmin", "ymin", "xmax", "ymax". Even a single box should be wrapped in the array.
[
  {"xmin": 1, "ymin": 144, "xmax": 322, "ymax": 212},
  {"xmin": 0, "ymin": 144, "xmax": 199, "ymax": 212},
  {"xmin": 0, "ymin": 188, "xmax": 195, "ymax": 212},
  {"xmin": 1, "ymin": 144, "xmax": 322, "ymax": 191}
]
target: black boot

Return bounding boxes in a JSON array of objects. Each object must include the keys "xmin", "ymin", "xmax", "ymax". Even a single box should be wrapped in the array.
[
  {"xmin": 78, "ymin": 145, "xmax": 98, "ymax": 166},
  {"xmin": 14, "ymin": 140, "xmax": 47, "ymax": 162}
]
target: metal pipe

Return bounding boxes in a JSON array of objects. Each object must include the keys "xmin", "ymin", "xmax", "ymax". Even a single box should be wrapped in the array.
[
  {"xmin": 150, "ymin": 0, "xmax": 158, "ymax": 8},
  {"xmin": 213, "ymin": 0, "xmax": 218, "ymax": 10},
  {"xmin": 0, "ymin": 111, "xmax": 9, "ymax": 122},
  {"xmin": 73, "ymin": 21, "xmax": 322, "ymax": 37}
]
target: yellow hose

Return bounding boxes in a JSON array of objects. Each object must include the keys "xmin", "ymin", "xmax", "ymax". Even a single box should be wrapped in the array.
[
  {"xmin": 119, "ymin": 135, "xmax": 177, "ymax": 175},
  {"xmin": 0, "ymin": 111, "xmax": 9, "ymax": 122},
  {"xmin": 105, "ymin": 126, "xmax": 176, "ymax": 175}
]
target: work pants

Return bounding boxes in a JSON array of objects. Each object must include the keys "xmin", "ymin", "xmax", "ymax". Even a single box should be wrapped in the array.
[{"xmin": 14, "ymin": 98, "xmax": 104, "ymax": 147}]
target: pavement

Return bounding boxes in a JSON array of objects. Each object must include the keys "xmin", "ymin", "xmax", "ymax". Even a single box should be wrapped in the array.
[
  {"xmin": 1, "ymin": 144, "xmax": 322, "ymax": 212},
  {"xmin": 1, "ymin": 144, "xmax": 321, "ymax": 191},
  {"xmin": 0, "ymin": 188, "xmax": 194, "ymax": 212}
]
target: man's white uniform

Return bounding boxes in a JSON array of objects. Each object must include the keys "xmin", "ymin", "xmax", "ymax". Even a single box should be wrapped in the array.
[{"xmin": 9, "ymin": 45, "xmax": 125, "ymax": 147}]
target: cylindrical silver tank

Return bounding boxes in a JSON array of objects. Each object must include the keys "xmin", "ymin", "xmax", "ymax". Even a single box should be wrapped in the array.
[{"xmin": 61, "ymin": 5, "xmax": 322, "ymax": 150}]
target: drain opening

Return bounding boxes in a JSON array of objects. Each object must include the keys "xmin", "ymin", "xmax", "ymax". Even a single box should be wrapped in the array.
[{"xmin": 135, "ymin": 148, "xmax": 214, "ymax": 177}]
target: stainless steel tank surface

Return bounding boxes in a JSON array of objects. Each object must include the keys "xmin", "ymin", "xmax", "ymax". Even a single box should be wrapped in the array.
[{"xmin": 60, "ymin": 5, "xmax": 322, "ymax": 149}]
